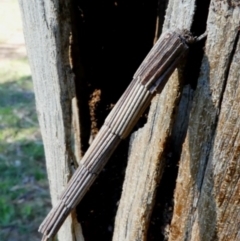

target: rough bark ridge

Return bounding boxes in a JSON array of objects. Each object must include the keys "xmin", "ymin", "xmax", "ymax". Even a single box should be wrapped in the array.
[
  {"xmin": 112, "ymin": 1, "xmax": 197, "ymax": 240},
  {"xmin": 19, "ymin": 0, "xmax": 240, "ymax": 240},
  {"xmin": 18, "ymin": 1, "xmax": 83, "ymax": 241},
  {"xmin": 169, "ymin": 1, "xmax": 240, "ymax": 240},
  {"xmin": 114, "ymin": 1, "xmax": 240, "ymax": 241}
]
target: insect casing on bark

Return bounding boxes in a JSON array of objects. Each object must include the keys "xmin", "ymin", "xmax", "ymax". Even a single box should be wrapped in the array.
[{"xmin": 39, "ymin": 30, "xmax": 191, "ymax": 241}]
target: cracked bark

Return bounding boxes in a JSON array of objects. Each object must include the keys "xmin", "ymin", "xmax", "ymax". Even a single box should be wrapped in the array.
[
  {"xmin": 112, "ymin": 1, "xmax": 197, "ymax": 240},
  {"xmin": 113, "ymin": 1, "xmax": 240, "ymax": 241},
  {"xmin": 169, "ymin": 2, "xmax": 240, "ymax": 240},
  {"xmin": 19, "ymin": 0, "xmax": 240, "ymax": 241}
]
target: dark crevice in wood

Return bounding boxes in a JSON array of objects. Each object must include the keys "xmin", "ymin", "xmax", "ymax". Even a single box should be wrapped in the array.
[
  {"xmin": 154, "ymin": 0, "xmax": 169, "ymax": 42},
  {"xmin": 69, "ymin": 1, "xmax": 92, "ymax": 154},
  {"xmin": 148, "ymin": 1, "xmax": 211, "ymax": 241},
  {"xmin": 193, "ymin": 30, "xmax": 240, "ymax": 198},
  {"xmin": 198, "ymin": 29, "xmax": 240, "ymax": 199},
  {"xmin": 192, "ymin": 4, "xmax": 239, "ymax": 197},
  {"xmin": 218, "ymin": 30, "xmax": 240, "ymax": 114},
  {"xmin": 182, "ymin": 0, "xmax": 211, "ymax": 200},
  {"xmin": 183, "ymin": 0, "xmax": 210, "ymax": 89},
  {"xmin": 70, "ymin": 1, "xmax": 159, "ymax": 240}
]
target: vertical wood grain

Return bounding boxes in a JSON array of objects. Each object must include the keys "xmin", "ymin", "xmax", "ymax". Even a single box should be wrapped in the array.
[
  {"xmin": 169, "ymin": 2, "xmax": 240, "ymax": 240},
  {"xmin": 112, "ymin": 1, "xmax": 197, "ymax": 241},
  {"xmin": 18, "ymin": 1, "xmax": 83, "ymax": 241}
]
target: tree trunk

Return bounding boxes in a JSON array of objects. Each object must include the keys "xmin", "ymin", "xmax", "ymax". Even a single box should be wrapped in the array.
[
  {"xmin": 18, "ymin": 1, "xmax": 83, "ymax": 241},
  {"xmin": 19, "ymin": 0, "xmax": 240, "ymax": 241},
  {"xmin": 169, "ymin": 1, "xmax": 240, "ymax": 240}
]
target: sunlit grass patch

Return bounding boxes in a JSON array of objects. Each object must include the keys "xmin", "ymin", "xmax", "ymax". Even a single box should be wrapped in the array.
[
  {"xmin": 0, "ymin": 1, "xmax": 51, "ymax": 240},
  {"xmin": 0, "ymin": 137, "xmax": 50, "ymax": 240},
  {"xmin": 0, "ymin": 44, "xmax": 50, "ymax": 241},
  {"xmin": 0, "ymin": 150, "xmax": 50, "ymax": 240},
  {"xmin": 0, "ymin": 69, "xmax": 50, "ymax": 240}
]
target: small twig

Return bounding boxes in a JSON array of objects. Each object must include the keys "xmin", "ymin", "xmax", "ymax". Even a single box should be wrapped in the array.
[{"xmin": 196, "ymin": 31, "xmax": 208, "ymax": 42}]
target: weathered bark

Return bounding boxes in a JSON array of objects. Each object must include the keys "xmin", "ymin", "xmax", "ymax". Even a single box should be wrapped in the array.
[
  {"xmin": 19, "ymin": 0, "xmax": 240, "ymax": 241},
  {"xmin": 18, "ymin": 1, "xmax": 84, "ymax": 241},
  {"xmin": 169, "ymin": 1, "xmax": 240, "ymax": 240},
  {"xmin": 112, "ymin": 1, "xmax": 197, "ymax": 240},
  {"xmin": 114, "ymin": 1, "xmax": 240, "ymax": 241}
]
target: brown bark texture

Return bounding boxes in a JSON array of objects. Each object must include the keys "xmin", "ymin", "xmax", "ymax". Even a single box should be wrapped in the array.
[
  {"xmin": 169, "ymin": 1, "xmax": 240, "ymax": 241},
  {"xmin": 113, "ymin": 0, "xmax": 197, "ymax": 240},
  {"xmin": 19, "ymin": 0, "xmax": 240, "ymax": 241}
]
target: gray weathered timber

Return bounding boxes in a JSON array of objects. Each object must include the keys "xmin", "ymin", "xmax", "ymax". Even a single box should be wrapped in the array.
[
  {"xmin": 169, "ymin": 2, "xmax": 240, "ymax": 241},
  {"xmin": 38, "ymin": 31, "xmax": 191, "ymax": 241},
  {"xmin": 19, "ymin": 0, "xmax": 240, "ymax": 240},
  {"xmin": 18, "ymin": 1, "xmax": 83, "ymax": 241},
  {"xmin": 112, "ymin": 1, "xmax": 197, "ymax": 240}
]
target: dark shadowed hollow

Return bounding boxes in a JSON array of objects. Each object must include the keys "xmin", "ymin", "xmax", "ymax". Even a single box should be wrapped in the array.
[
  {"xmin": 68, "ymin": 0, "xmax": 209, "ymax": 240},
  {"xmin": 70, "ymin": 0, "xmax": 159, "ymax": 240}
]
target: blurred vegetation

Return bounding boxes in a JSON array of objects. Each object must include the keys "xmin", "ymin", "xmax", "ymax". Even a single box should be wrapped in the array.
[{"xmin": 0, "ymin": 1, "xmax": 51, "ymax": 241}]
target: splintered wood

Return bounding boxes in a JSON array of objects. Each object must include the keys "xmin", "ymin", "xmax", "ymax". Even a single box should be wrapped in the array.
[
  {"xmin": 39, "ymin": 30, "xmax": 191, "ymax": 241},
  {"xmin": 169, "ymin": 2, "xmax": 240, "ymax": 241}
]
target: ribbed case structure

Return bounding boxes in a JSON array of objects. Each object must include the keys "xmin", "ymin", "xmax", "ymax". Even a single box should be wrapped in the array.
[{"xmin": 39, "ymin": 30, "xmax": 190, "ymax": 241}]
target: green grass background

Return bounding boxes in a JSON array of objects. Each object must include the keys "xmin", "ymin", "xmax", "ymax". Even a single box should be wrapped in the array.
[{"xmin": 0, "ymin": 1, "xmax": 51, "ymax": 240}]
